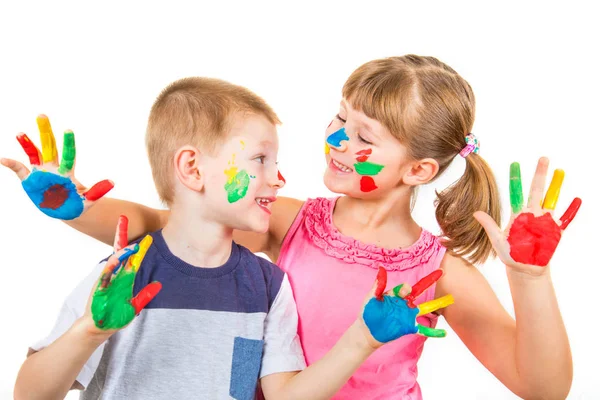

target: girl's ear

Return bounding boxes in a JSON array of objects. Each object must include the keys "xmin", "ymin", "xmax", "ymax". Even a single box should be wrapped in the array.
[{"xmin": 402, "ymin": 158, "xmax": 439, "ymax": 186}]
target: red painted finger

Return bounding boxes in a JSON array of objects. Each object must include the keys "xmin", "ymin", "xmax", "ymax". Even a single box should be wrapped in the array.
[
  {"xmin": 375, "ymin": 266, "xmax": 387, "ymax": 301},
  {"xmin": 84, "ymin": 180, "xmax": 114, "ymax": 201},
  {"xmin": 559, "ymin": 197, "xmax": 582, "ymax": 230},
  {"xmin": 114, "ymin": 215, "xmax": 129, "ymax": 252},
  {"xmin": 405, "ymin": 269, "xmax": 443, "ymax": 308},
  {"xmin": 131, "ymin": 282, "xmax": 162, "ymax": 314},
  {"xmin": 16, "ymin": 134, "xmax": 41, "ymax": 166}
]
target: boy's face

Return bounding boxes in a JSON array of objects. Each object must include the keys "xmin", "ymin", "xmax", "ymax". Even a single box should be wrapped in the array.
[{"xmin": 202, "ymin": 114, "xmax": 283, "ymax": 233}]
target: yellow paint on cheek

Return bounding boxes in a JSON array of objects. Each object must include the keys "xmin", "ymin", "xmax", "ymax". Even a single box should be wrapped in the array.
[
  {"xmin": 224, "ymin": 166, "xmax": 238, "ymax": 184},
  {"xmin": 240, "ymin": 140, "xmax": 245, "ymax": 150},
  {"xmin": 325, "ymin": 142, "xmax": 330, "ymax": 154}
]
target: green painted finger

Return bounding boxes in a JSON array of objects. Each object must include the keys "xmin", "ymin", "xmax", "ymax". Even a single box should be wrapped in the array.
[
  {"xmin": 417, "ymin": 324, "xmax": 447, "ymax": 338},
  {"xmin": 392, "ymin": 284, "xmax": 404, "ymax": 298},
  {"xmin": 58, "ymin": 130, "xmax": 76, "ymax": 175},
  {"xmin": 509, "ymin": 162, "xmax": 523, "ymax": 214}
]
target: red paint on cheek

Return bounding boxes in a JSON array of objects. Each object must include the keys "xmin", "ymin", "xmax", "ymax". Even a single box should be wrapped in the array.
[
  {"xmin": 40, "ymin": 184, "xmax": 69, "ymax": 209},
  {"xmin": 355, "ymin": 148, "xmax": 372, "ymax": 162},
  {"xmin": 277, "ymin": 170, "xmax": 286, "ymax": 184},
  {"xmin": 507, "ymin": 213, "xmax": 562, "ymax": 266},
  {"xmin": 360, "ymin": 176, "xmax": 378, "ymax": 192}
]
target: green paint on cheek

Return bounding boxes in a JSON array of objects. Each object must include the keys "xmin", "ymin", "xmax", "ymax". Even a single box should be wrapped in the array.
[
  {"xmin": 224, "ymin": 169, "xmax": 250, "ymax": 203},
  {"xmin": 92, "ymin": 269, "xmax": 136, "ymax": 330},
  {"xmin": 354, "ymin": 161, "xmax": 384, "ymax": 176},
  {"xmin": 509, "ymin": 162, "xmax": 524, "ymax": 214}
]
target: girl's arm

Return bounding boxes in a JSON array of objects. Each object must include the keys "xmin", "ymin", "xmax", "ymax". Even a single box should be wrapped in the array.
[{"xmin": 436, "ymin": 254, "xmax": 571, "ymax": 399}]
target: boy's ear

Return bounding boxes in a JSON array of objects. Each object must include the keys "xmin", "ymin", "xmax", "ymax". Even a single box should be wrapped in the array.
[
  {"xmin": 174, "ymin": 145, "xmax": 204, "ymax": 192},
  {"xmin": 401, "ymin": 158, "xmax": 439, "ymax": 186}
]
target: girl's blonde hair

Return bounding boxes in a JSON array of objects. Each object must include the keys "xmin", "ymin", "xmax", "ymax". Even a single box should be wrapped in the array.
[{"xmin": 343, "ymin": 55, "xmax": 501, "ymax": 264}]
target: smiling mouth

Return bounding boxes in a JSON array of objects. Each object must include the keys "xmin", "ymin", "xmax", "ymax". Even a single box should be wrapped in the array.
[
  {"xmin": 331, "ymin": 159, "xmax": 354, "ymax": 173},
  {"xmin": 255, "ymin": 197, "xmax": 276, "ymax": 214}
]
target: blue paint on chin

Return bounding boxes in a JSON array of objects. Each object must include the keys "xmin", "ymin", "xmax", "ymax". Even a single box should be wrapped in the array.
[
  {"xmin": 326, "ymin": 127, "xmax": 349, "ymax": 147},
  {"xmin": 21, "ymin": 170, "xmax": 84, "ymax": 220},
  {"xmin": 363, "ymin": 295, "xmax": 419, "ymax": 343}
]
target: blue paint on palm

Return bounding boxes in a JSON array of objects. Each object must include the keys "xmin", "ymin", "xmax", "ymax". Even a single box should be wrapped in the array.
[
  {"xmin": 326, "ymin": 127, "xmax": 349, "ymax": 147},
  {"xmin": 21, "ymin": 170, "xmax": 84, "ymax": 220},
  {"xmin": 363, "ymin": 295, "xmax": 419, "ymax": 343}
]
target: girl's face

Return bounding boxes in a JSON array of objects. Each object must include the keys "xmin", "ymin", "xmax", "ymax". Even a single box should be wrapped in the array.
[{"xmin": 323, "ymin": 99, "xmax": 411, "ymax": 198}]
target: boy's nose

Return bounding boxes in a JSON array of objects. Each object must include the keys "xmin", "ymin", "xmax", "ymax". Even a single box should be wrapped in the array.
[{"xmin": 326, "ymin": 127, "xmax": 349, "ymax": 153}]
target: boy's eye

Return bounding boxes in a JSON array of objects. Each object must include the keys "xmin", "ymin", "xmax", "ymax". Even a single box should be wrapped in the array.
[
  {"xmin": 335, "ymin": 114, "xmax": 346, "ymax": 123},
  {"xmin": 358, "ymin": 134, "xmax": 373, "ymax": 145}
]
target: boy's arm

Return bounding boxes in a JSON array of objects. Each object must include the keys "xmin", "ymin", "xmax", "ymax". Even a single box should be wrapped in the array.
[{"xmin": 14, "ymin": 319, "xmax": 110, "ymax": 400}]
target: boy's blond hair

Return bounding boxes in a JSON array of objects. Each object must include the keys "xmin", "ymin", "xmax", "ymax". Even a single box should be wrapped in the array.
[{"xmin": 146, "ymin": 77, "xmax": 280, "ymax": 205}]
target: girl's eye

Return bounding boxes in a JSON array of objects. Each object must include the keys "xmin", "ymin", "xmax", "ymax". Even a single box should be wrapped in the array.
[
  {"xmin": 254, "ymin": 156, "xmax": 266, "ymax": 164},
  {"xmin": 335, "ymin": 114, "xmax": 347, "ymax": 123},
  {"xmin": 358, "ymin": 134, "xmax": 373, "ymax": 145}
]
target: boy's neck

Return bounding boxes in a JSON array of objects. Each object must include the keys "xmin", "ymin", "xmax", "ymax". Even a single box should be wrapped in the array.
[{"xmin": 162, "ymin": 206, "xmax": 234, "ymax": 268}]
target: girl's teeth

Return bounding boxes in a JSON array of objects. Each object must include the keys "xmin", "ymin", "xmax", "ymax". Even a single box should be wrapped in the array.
[{"xmin": 333, "ymin": 160, "xmax": 352, "ymax": 172}]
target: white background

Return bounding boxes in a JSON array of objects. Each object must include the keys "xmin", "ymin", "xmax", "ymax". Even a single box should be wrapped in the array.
[{"xmin": 0, "ymin": 1, "xmax": 598, "ymax": 399}]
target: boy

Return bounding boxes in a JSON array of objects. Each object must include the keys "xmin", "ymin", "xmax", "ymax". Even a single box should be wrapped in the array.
[{"xmin": 13, "ymin": 78, "xmax": 384, "ymax": 399}]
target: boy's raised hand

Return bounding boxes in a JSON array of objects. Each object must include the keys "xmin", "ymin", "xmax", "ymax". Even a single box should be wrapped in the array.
[
  {"xmin": 474, "ymin": 157, "xmax": 582, "ymax": 275},
  {"xmin": 360, "ymin": 267, "xmax": 454, "ymax": 348},
  {"xmin": 1, "ymin": 115, "xmax": 113, "ymax": 220}
]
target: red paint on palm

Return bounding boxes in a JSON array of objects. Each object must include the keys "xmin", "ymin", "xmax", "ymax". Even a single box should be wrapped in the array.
[
  {"xmin": 84, "ymin": 180, "xmax": 114, "ymax": 201},
  {"xmin": 375, "ymin": 267, "xmax": 387, "ymax": 301},
  {"xmin": 360, "ymin": 176, "xmax": 378, "ymax": 192},
  {"xmin": 40, "ymin": 184, "xmax": 69, "ymax": 209},
  {"xmin": 16, "ymin": 134, "xmax": 40, "ymax": 165},
  {"xmin": 508, "ymin": 213, "xmax": 562, "ymax": 266},
  {"xmin": 559, "ymin": 197, "xmax": 582, "ymax": 230},
  {"xmin": 131, "ymin": 282, "xmax": 162, "ymax": 314},
  {"xmin": 405, "ymin": 269, "xmax": 443, "ymax": 308}
]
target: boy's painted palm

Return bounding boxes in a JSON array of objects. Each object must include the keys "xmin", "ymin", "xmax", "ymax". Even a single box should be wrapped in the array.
[
  {"xmin": 91, "ymin": 216, "xmax": 162, "ymax": 330},
  {"xmin": 475, "ymin": 157, "xmax": 582, "ymax": 273},
  {"xmin": 362, "ymin": 267, "xmax": 454, "ymax": 344},
  {"xmin": 5, "ymin": 115, "xmax": 113, "ymax": 220}
]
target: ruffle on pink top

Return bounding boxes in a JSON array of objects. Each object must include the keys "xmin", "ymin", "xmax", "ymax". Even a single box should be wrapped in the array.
[{"xmin": 302, "ymin": 197, "xmax": 443, "ymax": 271}]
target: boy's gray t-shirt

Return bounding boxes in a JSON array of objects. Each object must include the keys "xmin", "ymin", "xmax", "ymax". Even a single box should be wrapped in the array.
[{"xmin": 31, "ymin": 230, "xmax": 306, "ymax": 400}]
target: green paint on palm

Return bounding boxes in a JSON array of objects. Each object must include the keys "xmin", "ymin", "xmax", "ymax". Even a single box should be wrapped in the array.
[
  {"xmin": 225, "ymin": 169, "xmax": 250, "ymax": 203},
  {"xmin": 354, "ymin": 161, "xmax": 384, "ymax": 176},
  {"xmin": 509, "ymin": 162, "xmax": 524, "ymax": 214},
  {"xmin": 92, "ymin": 269, "xmax": 136, "ymax": 330},
  {"xmin": 417, "ymin": 324, "xmax": 446, "ymax": 338},
  {"xmin": 58, "ymin": 131, "xmax": 76, "ymax": 175}
]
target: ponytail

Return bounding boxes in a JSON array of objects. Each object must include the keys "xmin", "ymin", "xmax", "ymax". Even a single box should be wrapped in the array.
[{"xmin": 435, "ymin": 154, "xmax": 501, "ymax": 264}]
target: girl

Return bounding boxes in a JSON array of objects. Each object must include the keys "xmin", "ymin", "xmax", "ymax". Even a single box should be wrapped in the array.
[{"xmin": 2, "ymin": 55, "xmax": 576, "ymax": 399}]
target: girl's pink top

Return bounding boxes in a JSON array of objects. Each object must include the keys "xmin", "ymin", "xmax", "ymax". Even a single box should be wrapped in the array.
[{"xmin": 277, "ymin": 197, "xmax": 446, "ymax": 399}]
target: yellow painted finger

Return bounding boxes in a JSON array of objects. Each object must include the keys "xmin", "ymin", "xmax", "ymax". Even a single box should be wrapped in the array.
[
  {"xmin": 542, "ymin": 169, "xmax": 564, "ymax": 210},
  {"xmin": 417, "ymin": 294, "xmax": 454, "ymax": 317},
  {"xmin": 36, "ymin": 115, "xmax": 58, "ymax": 163},
  {"xmin": 128, "ymin": 235, "xmax": 153, "ymax": 273}
]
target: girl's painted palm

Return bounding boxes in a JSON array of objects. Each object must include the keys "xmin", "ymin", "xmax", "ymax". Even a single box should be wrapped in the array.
[
  {"xmin": 5, "ymin": 115, "xmax": 113, "ymax": 220},
  {"xmin": 362, "ymin": 267, "xmax": 454, "ymax": 344},
  {"xmin": 475, "ymin": 157, "xmax": 582, "ymax": 274}
]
